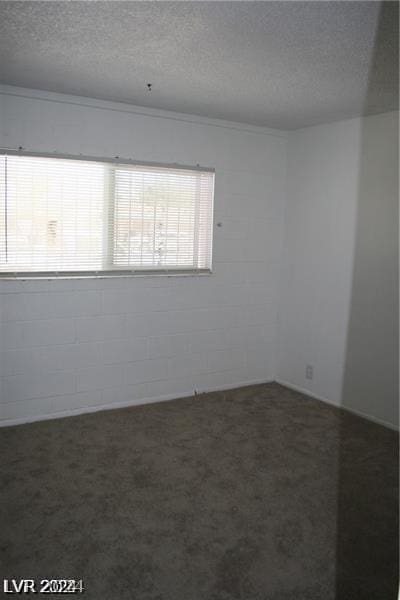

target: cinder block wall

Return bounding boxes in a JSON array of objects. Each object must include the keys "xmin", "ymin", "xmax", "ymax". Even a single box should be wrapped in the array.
[{"xmin": 0, "ymin": 86, "xmax": 288, "ymax": 425}]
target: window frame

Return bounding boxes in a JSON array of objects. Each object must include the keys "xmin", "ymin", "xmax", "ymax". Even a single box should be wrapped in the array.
[{"xmin": 0, "ymin": 150, "xmax": 215, "ymax": 279}]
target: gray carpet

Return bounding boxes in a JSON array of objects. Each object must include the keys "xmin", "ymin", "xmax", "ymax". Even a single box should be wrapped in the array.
[{"xmin": 0, "ymin": 383, "xmax": 398, "ymax": 599}]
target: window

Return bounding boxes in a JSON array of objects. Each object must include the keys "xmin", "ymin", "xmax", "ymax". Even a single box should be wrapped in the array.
[{"xmin": 0, "ymin": 153, "xmax": 214, "ymax": 277}]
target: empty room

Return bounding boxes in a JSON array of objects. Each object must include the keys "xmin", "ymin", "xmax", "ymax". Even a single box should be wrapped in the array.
[{"xmin": 0, "ymin": 1, "xmax": 398, "ymax": 599}]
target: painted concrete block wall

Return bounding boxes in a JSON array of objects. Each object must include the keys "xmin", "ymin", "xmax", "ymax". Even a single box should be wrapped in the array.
[
  {"xmin": 277, "ymin": 111, "xmax": 399, "ymax": 429},
  {"xmin": 0, "ymin": 86, "xmax": 287, "ymax": 425}
]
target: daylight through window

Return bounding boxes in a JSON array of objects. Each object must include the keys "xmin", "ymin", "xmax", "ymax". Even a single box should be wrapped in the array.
[{"xmin": 0, "ymin": 154, "xmax": 214, "ymax": 276}]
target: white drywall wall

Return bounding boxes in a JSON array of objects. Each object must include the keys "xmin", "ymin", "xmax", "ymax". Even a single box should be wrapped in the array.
[
  {"xmin": 278, "ymin": 111, "xmax": 399, "ymax": 429},
  {"xmin": 0, "ymin": 86, "xmax": 287, "ymax": 425}
]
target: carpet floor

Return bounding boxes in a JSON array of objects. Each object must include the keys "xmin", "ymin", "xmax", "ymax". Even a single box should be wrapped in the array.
[{"xmin": 0, "ymin": 383, "xmax": 398, "ymax": 600}]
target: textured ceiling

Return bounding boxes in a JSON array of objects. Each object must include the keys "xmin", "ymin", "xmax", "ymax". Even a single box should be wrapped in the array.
[{"xmin": 0, "ymin": 1, "xmax": 398, "ymax": 129}]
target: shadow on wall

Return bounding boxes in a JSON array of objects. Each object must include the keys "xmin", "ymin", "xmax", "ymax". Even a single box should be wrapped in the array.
[{"xmin": 336, "ymin": 2, "xmax": 399, "ymax": 598}]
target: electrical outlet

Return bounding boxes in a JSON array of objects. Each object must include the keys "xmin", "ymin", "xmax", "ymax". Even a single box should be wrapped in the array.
[{"xmin": 306, "ymin": 365, "xmax": 313, "ymax": 380}]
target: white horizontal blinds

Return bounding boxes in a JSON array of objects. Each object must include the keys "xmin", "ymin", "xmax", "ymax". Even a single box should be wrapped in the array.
[
  {"xmin": 0, "ymin": 155, "xmax": 105, "ymax": 272},
  {"xmin": 0, "ymin": 157, "xmax": 6, "ymax": 268},
  {"xmin": 112, "ymin": 166, "xmax": 214, "ymax": 270},
  {"xmin": 196, "ymin": 171, "xmax": 214, "ymax": 269},
  {"xmin": 0, "ymin": 154, "xmax": 214, "ymax": 275}
]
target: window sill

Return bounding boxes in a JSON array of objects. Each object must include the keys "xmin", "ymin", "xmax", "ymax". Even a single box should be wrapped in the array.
[{"xmin": 0, "ymin": 269, "xmax": 213, "ymax": 281}]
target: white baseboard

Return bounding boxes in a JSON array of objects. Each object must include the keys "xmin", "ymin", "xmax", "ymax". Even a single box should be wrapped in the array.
[
  {"xmin": 275, "ymin": 378, "xmax": 399, "ymax": 432},
  {"xmin": 2, "ymin": 377, "xmax": 397, "ymax": 432},
  {"xmin": 0, "ymin": 378, "xmax": 273, "ymax": 428}
]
